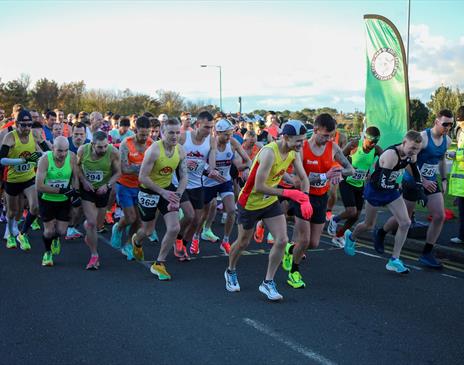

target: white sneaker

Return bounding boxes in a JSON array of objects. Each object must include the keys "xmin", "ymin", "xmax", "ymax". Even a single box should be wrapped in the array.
[
  {"xmin": 114, "ymin": 207, "xmax": 124, "ymax": 219},
  {"xmin": 327, "ymin": 216, "xmax": 338, "ymax": 236},
  {"xmin": 221, "ymin": 212, "xmax": 227, "ymax": 224},
  {"xmin": 331, "ymin": 236, "xmax": 345, "ymax": 248},
  {"xmin": 450, "ymin": 237, "xmax": 463, "ymax": 244},
  {"xmin": 224, "ymin": 269, "xmax": 240, "ymax": 292},
  {"xmin": 259, "ymin": 280, "xmax": 283, "ymax": 301}
]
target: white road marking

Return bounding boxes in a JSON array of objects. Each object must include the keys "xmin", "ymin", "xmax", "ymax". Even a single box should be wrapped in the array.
[
  {"xmin": 441, "ymin": 273, "xmax": 457, "ymax": 279},
  {"xmin": 243, "ymin": 318, "xmax": 337, "ymax": 365}
]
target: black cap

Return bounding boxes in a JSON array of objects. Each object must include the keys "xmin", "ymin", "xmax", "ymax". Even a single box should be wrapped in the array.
[{"xmin": 16, "ymin": 110, "xmax": 32, "ymax": 122}]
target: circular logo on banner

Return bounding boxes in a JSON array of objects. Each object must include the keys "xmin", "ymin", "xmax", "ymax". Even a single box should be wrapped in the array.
[{"xmin": 371, "ymin": 47, "xmax": 399, "ymax": 80}]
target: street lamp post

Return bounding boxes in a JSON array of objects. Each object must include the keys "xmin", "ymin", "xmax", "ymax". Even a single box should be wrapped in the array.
[{"xmin": 200, "ymin": 64, "xmax": 222, "ymax": 111}]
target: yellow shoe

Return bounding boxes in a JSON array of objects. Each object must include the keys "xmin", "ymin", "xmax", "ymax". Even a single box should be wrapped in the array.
[
  {"xmin": 150, "ymin": 262, "xmax": 171, "ymax": 280},
  {"xmin": 131, "ymin": 234, "xmax": 144, "ymax": 261}
]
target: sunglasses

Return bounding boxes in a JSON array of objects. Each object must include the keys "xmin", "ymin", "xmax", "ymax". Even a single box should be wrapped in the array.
[
  {"xmin": 441, "ymin": 122, "xmax": 453, "ymax": 128},
  {"xmin": 19, "ymin": 122, "xmax": 33, "ymax": 128},
  {"xmin": 365, "ymin": 135, "xmax": 380, "ymax": 143}
]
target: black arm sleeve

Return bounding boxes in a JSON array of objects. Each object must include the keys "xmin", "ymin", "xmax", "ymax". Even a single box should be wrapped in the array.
[
  {"xmin": 39, "ymin": 141, "xmax": 50, "ymax": 152},
  {"xmin": 373, "ymin": 168, "xmax": 395, "ymax": 190},
  {"xmin": 409, "ymin": 162, "xmax": 422, "ymax": 184},
  {"xmin": 0, "ymin": 144, "xmax": 10, "ymax": 159}
]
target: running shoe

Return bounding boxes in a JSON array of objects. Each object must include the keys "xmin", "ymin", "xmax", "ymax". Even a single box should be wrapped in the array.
[
  {"xmin": 325, "ymin": 210, "xmax": 332, "ymax": 221},
  {"xmin": 6, "ymin": 235, "xmax": 17, "ymax": 249},
  {"xmin": 221, "ymin": 212, "xmax": 227, "ymax": 224},
  {"xmin": 450, "ymin": 237, "xmax": 464, "ymax": 244},
  {"xmin": 179, "ymin": 246, "xmax": 191, "ymax": 262},
  {"xmin": 372, "ymin": 228, "xmax": 386, "ymax": 254},
  {"xmin": 131, "ymin": 234, "xmax": 144, "ymax": 261},
  {"xmin": 259, "ymin": 280, "xmax": 283, "ymax": 301},
  {"xmin": 327, "ymin": 216, "xmax": 338, "ymax": 236},
  {"xmin": 282, "ymin": 243, "xmax": 293, "ymax": 271},
  {"xmin": 65, "ymin": 227, "xmax": 83, "ymax": 240},
  {"xmin": 190, "ymin": 237, "xmax": 200, "ymax": 255},
  {"xmin": 150, "ymin": 262, "xmax": 171, "ymax": 280},
  {"xmin": 17, "ymin": 233, "xmax": 31, "ymax": 251},
  {"xmin": 254, "ymin": 222, "xmax": 264, "ymax": 243},
  {"xmin": 220, "ymin": 241, "xmax": 231, "ymax": 255},
  {"xmin": 121, "ymin": 244, "xmax": 135, "ymax": 261},
  {"xmin": 343, "ymin": 230, "xmax": 355, "ymax": 256},
  {"xmin": 174, "ymin": 241, "xmax": 184, "ymax": 259},
  {"xmin": 266, "ymin": 232, "xmax": 274, "ymax": 245},
  {"xmin": 0, "ymin": 213, "xmax": 6, "ymax": 223},
  {"xmin": 201, "ymin": 228, "xmax": 219, "ymax": 242},
  {"xmin": 287, "ymin": 271, "xmax": 306, "ymax": 289},
  {"xmin": 105, "ymin": 211, "xmax": 114, "ymax": 225},
  {"xmin": 31, "ymin": 218, "xmax": 41, "ymax": 231},
  {"xmin": 224, "ymin": 269, "xmax": 240, "ymax": 292},
  {"xmin": 111, "ymin": 222, "xmax": 123, "ymax": 249},
  {"xmin": 386, "ymin": 258, "xmax": 410, "ymax": 274},
  {"xmin": 41, "ymin": 251, "xmax": 53, "ymax": 267},
  {"xmin": 331, "ymin": 236, "xmax": 345, "ymax": 248},
  {"xmin": 97, "ymin": 226, "xmax": 107, "ymax": 234},
  {"xmin": 51, "ymin": 237, "xmax": 61, "ymax": 255},
  {"xmin": 149, "ymin": 230, "xmax": 159, "ymax": 243},
  {"xmin": 114, "ymin": 207, "xmax": 124, "ymax": 219},
  {"xmin": 418, "ymin": 253, "xmax": 443, "ymax": 269},
  {"xmin": 86, "ymin": 255, "xmax": 100, "ymax": 270}
]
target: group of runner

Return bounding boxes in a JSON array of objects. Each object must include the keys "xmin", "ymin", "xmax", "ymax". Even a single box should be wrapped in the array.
[{"xmin": 0, "ymin": 104, "xmax": 458, "ymax": 301}]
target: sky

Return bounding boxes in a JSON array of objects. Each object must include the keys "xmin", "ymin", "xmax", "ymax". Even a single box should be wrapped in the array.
[{"xmin": 1, "ymin": 0, "xmax": 463, "ymax": 113}]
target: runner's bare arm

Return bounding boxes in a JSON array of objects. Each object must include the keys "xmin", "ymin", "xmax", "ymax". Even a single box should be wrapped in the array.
[
  {"xmin": 35, "ymin": 154, "xmax": 58, "ymax": 194},
  {"xmin": 108, "ymin": 148, "xmax": 121, "ymax": 186},
  {"xmin": 76, "ymin": 145, "xmax": 93, "ymax": 191},
  {"xmin": 138, "ymin": 143, "xmax": 165, "ymax": 195},
  {"xmin": 254, "ymin": 148, "xmax": 284, "ymax": 197},
  {"xmin": 292, "ymin": 153, "xmax": 309, "ymax": 193},
  {"xmin": 176, "ymin": 146, "xmax": 188, "ymax": 196},
  {"xmin": 119, "ymin": 140, "xmax": 140, "ymax": 175},
  {"xmin": 70, "ymin": 153, "xmax": 80, "ymax": 189},
  {"xmin": 342, "ymin": 139, "xmax": 357, "ymax": 156},
  {"xmin": 208, "ymin": 135, "xmax": 217, "ymax": 170},
  {"xmin": 231, "ymin": 138, "xmax": 252, "ymax": 168},
  {"xmin": 333, "ymin": 144, "xmax": 355, "ymax": 176}
]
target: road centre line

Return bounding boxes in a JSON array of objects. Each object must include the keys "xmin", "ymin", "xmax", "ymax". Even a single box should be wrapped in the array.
[{"xmin": 243, "ymin": 318, "xmax": 337, "ymax": 365}]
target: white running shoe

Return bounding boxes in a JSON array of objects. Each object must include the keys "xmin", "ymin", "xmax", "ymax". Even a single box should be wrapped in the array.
[
  {"xmin": 327, "ymin": 216, "xmax": 338, "ymax": 236},
  {"xmin": 224, "ymin": 269, "xmax": 240, "ymax": 292},
  {"xmin": 259, "ymin": 280, "xmax": 283, "ymax": 301},
  {"xmin": 331, "ymin": 236, "xmax": 345, "ymax": 248},
  {"xmin": 450, "ymin": 237, "xmax": 463, "ymax": 244}
]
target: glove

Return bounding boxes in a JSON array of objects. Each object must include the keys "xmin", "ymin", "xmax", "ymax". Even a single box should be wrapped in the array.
[
  {"xmin": 71, "ymin": 196, "xmax": 82, "ymax": 207},
  {"xmin": 25, "ymin": 151, "xmax": 42, "ymax": 163},
  {"xmin": 416, "ymin": 183, "xmax": 428, "ymax": 208},
  {"xmin": 282, "ymin": 189, "xmax": 309, "ymax": 204},
  {"xmin": 59, "ymin": 187, "xmax": 72, "ymax": 195},
  {"xmin": 300, "ymin": 200, "xmax": 313, "ymax": 220}
]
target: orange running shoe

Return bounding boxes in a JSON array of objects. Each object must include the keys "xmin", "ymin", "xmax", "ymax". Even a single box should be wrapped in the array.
[
  {"xmin": 105, "ymin": 211, "xmax": 114, "ymax": 225},
  {"xmin": 325, "ymin": 210, "xmax": 332, "ymax": 222},
  {"xmin": 254, "ymin": 221, "xmax": 264, "ymax": 243},
  {"xmin": 190, "ymin": 237, "xmax": 200, "ymax": 255}
]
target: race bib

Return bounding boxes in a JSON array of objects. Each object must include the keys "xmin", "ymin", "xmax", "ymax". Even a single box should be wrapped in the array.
[
  {"xmin": 352, "ymin": 169, "xmax": 368, "ymax": 181},
  {"xmin": 187, "ymin": 159, "xmax": 203, "ymax": 173},
  {"xmin": 310, "ymin": 173, "xmax": 328, "ymax": 188},
  {"xmin": 420, "ymin": 163, "xmax": 438, "ymax": 178},
  {"xmin": 14, "ymin": 163, "xmax": 32, "ymax": 173},
  {"xmin": 47, "ymin": 179, "xmax": 68, "ymax": 189},
  {"xmin": 138, "ymin": 191, "xmax": 160, "ymax": 208},
  {"xmin": 85, "ymin": 170, "xmax": 103, "ymax": 183}
]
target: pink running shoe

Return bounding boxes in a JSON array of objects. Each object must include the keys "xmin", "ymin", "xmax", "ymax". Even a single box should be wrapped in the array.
[
  {"xmin": 86, "ymin": 255, "xmax": 100, "ymax": 270},
  {"xmin": 189, "ymin": 237, "xmax": 200, "ymax": 255}
]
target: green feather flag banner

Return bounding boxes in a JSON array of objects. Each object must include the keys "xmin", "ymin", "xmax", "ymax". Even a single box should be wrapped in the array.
[{"xmin": 364, "ymin": 14, "xmax": 410, "ymax": 148}]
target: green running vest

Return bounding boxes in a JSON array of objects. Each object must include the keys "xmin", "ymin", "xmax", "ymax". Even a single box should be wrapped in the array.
[
  {"xmin": 42, "ymin": 152, "xmax": 72, "ymax": 202},
  {"xmin": 346, "ymin": 140, "xmax": 376, "ymax": 188}
]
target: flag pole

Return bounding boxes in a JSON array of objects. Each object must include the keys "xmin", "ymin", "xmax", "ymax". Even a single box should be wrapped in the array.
[{"xmin": 406, "ymin": 0, "xmax": 411, "ymax": 65}]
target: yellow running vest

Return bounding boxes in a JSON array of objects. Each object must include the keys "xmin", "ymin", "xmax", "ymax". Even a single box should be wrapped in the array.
[
  {"xmin": 6, "ymin": 130, "xmax": 36, "ymax": 183},
  {"xmin": 142, "ymin": 140, "xmax": 180, "ymax": 189},
  {"xmin": 238, "ymin": 142, "xmax": 295, "ymax": 210}
]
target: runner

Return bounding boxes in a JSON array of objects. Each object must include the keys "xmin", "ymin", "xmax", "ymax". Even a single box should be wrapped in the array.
[
  {"xmin": 112, "ymin": 116, "xmax": 153, "ymax": 259},
  {"xmin": 193, "ymin": 119, "xmax": 251, "ymax": 255},
  {"xmin": 175, "ymin": 111, "xmax": 224, "ymax": 259},
  {"xmin": 36, "ymin": 136, "xmax": 79, "ymax": 266},
  {"xmin": 180, "ymin": 112, "xmax": 193, "ymax": 133},
  {"xmin": 282, "ymin": 114, "xmax": 354, "ymax": 288},
  {"xmin": 77, "ymin": 130, "xmax": 121, "ymax": 269},
  {"xmin": 0, "ymin": 110, "xmax": 46, "ymax": 249},
  {"xmin": 224, "ymin": 120, "xmax": 312, "ymax": 301},
  {"xmin": 374, "ymin": 110, "xmax": 453, "ymax": 268},
  {"xmin": 65, "ymin": 122, "xmax": 90, "ymax": 240},
  {"xmin": 326, "ymin": 125, "xmax": 347, "ymax": 221},
  {"xmin": 327, "ymin": 127, "xmax": 383, "ymax": 247},
  {"xmin": 344, "ymin": 130, "xmax": 424, "ymax": 274},
  {"xmin": 132, "ymin": 118, "xmax": 188, "ymax": 280}
]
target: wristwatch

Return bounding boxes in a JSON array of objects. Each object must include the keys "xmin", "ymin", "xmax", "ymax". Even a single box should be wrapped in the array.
[{"xmin": 107, "ymin": 182, "xmax": 113, "ymax": 189}]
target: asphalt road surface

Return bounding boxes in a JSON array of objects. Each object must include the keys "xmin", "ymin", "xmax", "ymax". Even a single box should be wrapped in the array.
[{"xmin": 1, "ymin": 220, "xmax": 463, "ymax": 365}]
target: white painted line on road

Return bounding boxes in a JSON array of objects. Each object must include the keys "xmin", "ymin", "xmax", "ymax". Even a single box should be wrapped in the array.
[
  {"xmin": 243, "ymin": 318, "xmax": 337, "ymax": 365},
  {"xmin": 356, "ymin": 251, "xmax": 383, "ymax": 259},
  {"xmin": 441, "ymin": 273, "xmax": 458, "ymax": 279}
]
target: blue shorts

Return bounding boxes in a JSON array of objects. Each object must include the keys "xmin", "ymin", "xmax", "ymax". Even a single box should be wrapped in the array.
[
  {"xmin": 116, "ymin": 183, "xmax": 139, "ymax": 209},
  {"xmin": 364, "ymin": 182, "xmax": 401, "ymax": 207},
  {"xmin": 204, "ymin": 181, "xmax": 234, "ymax": 204}
]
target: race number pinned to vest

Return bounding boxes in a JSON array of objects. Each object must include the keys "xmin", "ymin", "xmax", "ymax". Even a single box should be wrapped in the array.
[
  {"xmin": 138, "ymin": 191, "xmax": 160, "ymax": 208},
  {"xmin": 14, "ymin": 163, "xmax": 32, "ymax": 173},
  {"xmin": 420, "ymin": 163, "xmax": 438, "ymax": 178},
  {"xmin": 47, "ymin": 179, "xmax": 68, "ymax": 189},
  {"xmin": 352, "ymin": 169, "xmax": 368, "ymax": 181},
  {"xmin": 85, "ymin": 170, "xmax": 103, "ymax": 183}
]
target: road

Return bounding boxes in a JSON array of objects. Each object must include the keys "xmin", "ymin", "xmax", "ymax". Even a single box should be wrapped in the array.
[{"xmin": 1, "ymin": 220, "xmax": 463, "ymax": 365}]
